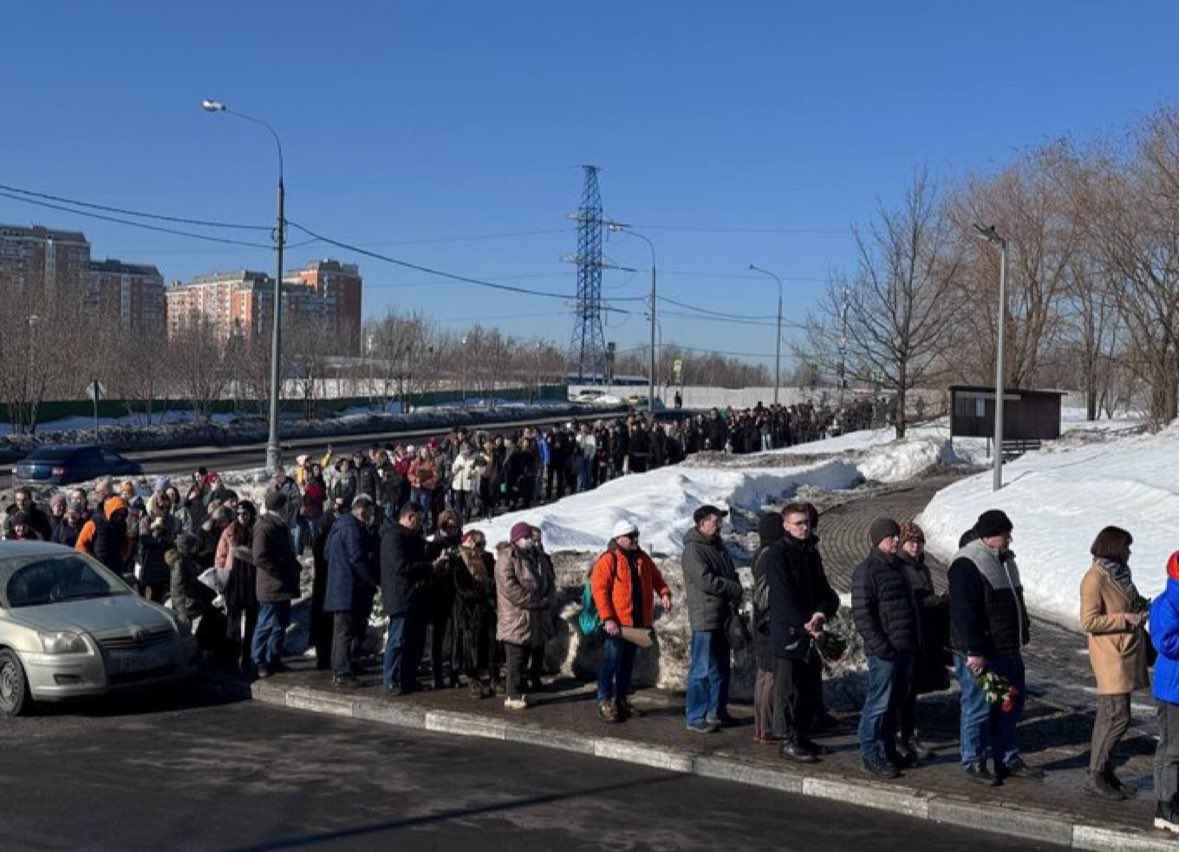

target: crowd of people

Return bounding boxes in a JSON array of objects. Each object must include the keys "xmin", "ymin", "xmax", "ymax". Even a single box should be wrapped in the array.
[{"xmin": 9, "ymin": 401, "xmax": 1179, "ymax": 834}]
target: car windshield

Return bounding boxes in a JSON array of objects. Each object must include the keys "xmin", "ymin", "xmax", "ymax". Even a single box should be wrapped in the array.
[{"xmin": 3, "ymin": 554, "xmax": 132, "ymax": 608}]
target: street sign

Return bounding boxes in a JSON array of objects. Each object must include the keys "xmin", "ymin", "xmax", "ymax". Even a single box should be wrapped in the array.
[{"xmin": 673, "ymin": 358, "xmax": 683, "ymax": 380}]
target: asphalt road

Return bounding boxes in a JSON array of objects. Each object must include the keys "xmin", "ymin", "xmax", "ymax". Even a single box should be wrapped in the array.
[{"xmin": 0, "ymin": 687, "xmax": 1066, "ymax": 852}]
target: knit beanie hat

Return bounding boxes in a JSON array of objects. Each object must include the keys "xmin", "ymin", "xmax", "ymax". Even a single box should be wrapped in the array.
[
  {"xmin": 868, "ymin": 517, "xmax": 901, "ymax": 547},
  {"xmin": 758, "ymin": 512, "xmax": 785, "ymax": 548},
  {"xmin": 1168, "ymin": 551, "xmax": 1179, "ymax": 583},
  {"xmin": 264, "ymin": 490, "xmax": 288, "ymax": 512},
  {"xmin": 975, "ymin": 509, "xmax": 1013, "ymax": 539},
  {"xmin": 510, "ymin": 522, "xmax": 533, "ymax": 543},
  {"xmin": 899, "ymin": 522, "xmax": 925, "ymax": 545}
]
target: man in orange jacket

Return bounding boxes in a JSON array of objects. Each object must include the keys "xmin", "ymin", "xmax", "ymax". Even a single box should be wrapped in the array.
[{"xmin": 591, "ymin": 520, "xmax": 672, "ymax": 723}]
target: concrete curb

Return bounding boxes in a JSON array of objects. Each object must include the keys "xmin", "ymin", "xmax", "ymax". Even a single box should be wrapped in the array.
[{"xmin": 224, "ymin": 678, "xmax": 1175, "ymax": 851}]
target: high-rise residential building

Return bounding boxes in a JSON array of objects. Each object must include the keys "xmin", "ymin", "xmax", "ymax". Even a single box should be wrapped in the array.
[
  {"xmin": 165, "ymin": 259, "xmax": 362, "ymax": 356},
  {"xmin": 0, "ymin": 224, "xmax": 91, "ymax": 301},
  {"xmin": 87, "ymin": 259, "xmax": 165, "ymax": 333},
  {"xmin": 285, "ymin": 259, "xmax": 363, "ymax": 354}
]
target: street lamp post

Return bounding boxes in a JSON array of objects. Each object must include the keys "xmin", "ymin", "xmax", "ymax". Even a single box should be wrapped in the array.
[
  {"xmin": 607, "ymin": 224, "xmax": 656, "ymax": 414},
  {"xmin": 202, "ymin": 99, "xmax": 285, "ymax": 472},
  {"xmin": 748, "ymin": 264, "xmax": 783, "ymax": 406},
  {"xmin": 461, "ymin": 336, "xmax": 468, "ymax": 406},
  {"xmin": 973, "ymin": 223, "xmax": 1008, "ymax": 492}
]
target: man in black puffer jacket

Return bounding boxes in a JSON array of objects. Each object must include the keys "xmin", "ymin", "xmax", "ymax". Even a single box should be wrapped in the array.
[{"xmin": 851, "ymin": 517, "xmax": 919, "ymax": 779}]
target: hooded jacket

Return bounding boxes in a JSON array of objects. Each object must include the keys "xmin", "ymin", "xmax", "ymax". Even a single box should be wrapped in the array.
[
  {"xmin": 590, "ymin": 542, "xmax": 669, "ymax": 629},
  {"xmin": 76, "ymin": 496, "xmax": 131, "ymax": 573},
  {"xmin": 495, "ymin": 542, "xmax": 556, "ymax": 646}
]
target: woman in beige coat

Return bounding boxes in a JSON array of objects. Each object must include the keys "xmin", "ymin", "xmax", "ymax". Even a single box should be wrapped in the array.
[{"xmin": 1080, "ymin": 525, "xmax": 1150, "ymax": 800}]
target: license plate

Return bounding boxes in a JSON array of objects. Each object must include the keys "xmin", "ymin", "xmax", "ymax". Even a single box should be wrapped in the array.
[{"xmin": 109, "ymin": 647, "xmax": 172, "ymax": 675}]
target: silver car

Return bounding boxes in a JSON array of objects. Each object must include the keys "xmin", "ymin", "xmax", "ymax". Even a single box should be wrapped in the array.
[{"xmin": 0, "ymin": 541, "xmax": 197, "ymax": 715}]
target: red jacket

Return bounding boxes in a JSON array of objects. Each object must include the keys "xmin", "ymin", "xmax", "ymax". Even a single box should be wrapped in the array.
[{"xmin": 590, "ymin": 546, "xmax": 669, "ymax": 628}]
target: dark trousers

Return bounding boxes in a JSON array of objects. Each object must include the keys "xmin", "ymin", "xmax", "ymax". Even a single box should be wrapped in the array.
[
  {"xmin": 505, "ymin": 643, "xmax": 529, "ymax": 699},
  {"xmin": 1089, "ymin": 692, "xmax": 1131, "ymax": 775},
  {"xmin": 1157, "ymin": 700, "xmax": 1179, "ymax": 805},
  {"xmin": 430, "ymin": 612, "xmax": 454, "ymax": 688},
  {"xmin": 772, "ymin": 655, "xmax": 822, "ymax": 742},
  {"xmin": 754, "ymin": 668, "xmax": 775, "ymax": 739},
  {"xmin": 331, "ymin": 609, "xmax": 367, "ymax": 679},
  {"xmin": 900, "ymin": 690, "xmax": 919, "ymax": 743},
  {"xmin": 504, "ymin": 643, "xmax": 544, "ymax": 699}
]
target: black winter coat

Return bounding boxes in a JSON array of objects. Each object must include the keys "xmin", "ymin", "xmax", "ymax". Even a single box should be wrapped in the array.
[
  {"xmin": 92, "ymin": 514, "xmax": 128, "ymax": 574},
  {"xmin": 252, "ymin": 513, "xmax": 300, "ymax": 603},
  {"xmin": 380, "ymin": 521, "xmax": 432, "ymax": 617},
  {"xmin": 765, "ymin": 534, "xmax": 839, "ymax": 659},
  {"xmin": 324, "ymin": 513, "xmax": 379, "ymax": 612},
  {"xmin": 897, "ymin": 551, "xmax": 951, "ymax": 692},
  {"xmin": 851, "ymin": 548, "xmax": 920, "ymax": 659}
]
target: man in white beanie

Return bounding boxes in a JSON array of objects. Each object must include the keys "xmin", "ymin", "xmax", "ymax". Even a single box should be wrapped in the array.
[{"xmin": 589, "ymin": 519, "xmax": 671, "ymax": 723}]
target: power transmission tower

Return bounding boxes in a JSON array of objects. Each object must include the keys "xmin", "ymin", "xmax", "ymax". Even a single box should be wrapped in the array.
[{"xmin": 566, "ymin": 165, "xmax": 607, "ymax": 383}]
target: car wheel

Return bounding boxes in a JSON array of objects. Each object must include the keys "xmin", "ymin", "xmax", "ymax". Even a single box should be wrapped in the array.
[{"xmin": 0, "ymin": 649, "xmax": 32, "ymax": 717}]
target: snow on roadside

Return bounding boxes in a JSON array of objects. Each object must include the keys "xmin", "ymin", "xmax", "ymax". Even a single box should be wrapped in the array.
[{"xmin": 920, "ymin": 421, "xmax": 1177, "ymax": 628}]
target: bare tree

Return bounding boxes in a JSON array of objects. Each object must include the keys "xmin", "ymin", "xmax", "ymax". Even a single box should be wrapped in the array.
[
  {"xmin": 799, "ymin": 170, "xmax": 963, "ymax": 437},
  {"xmin": 167, "ymin": 317, "xmax": 230, "ymax": 421}
]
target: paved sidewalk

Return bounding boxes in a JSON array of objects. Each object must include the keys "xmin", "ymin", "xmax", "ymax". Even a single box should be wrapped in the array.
[{"xmin": 216, "ymin": 665, "xmax": 1166, "ymax": 851}]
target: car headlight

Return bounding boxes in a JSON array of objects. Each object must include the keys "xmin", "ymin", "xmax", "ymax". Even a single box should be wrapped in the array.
[{"xmin": 38, "ymin": 631, "xmax": 89, "ymax": 654}]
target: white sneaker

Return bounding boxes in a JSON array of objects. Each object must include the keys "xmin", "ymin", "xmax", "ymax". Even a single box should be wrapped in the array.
[{"xmin": 504, "ymin": 696, "xmax": 529, "ymax": 710}]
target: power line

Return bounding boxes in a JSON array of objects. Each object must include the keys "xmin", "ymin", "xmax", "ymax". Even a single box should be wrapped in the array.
[
  {"xmin": 0, "ymin": 182, "xmax": 270, "ymax": 230},
  {"xmin": 0, "ymin": 190, "xmax": 274, "ymax": 249},
  {"xmin": 287, "ymin": 219, "xmax": 646, "ymax": 302}
]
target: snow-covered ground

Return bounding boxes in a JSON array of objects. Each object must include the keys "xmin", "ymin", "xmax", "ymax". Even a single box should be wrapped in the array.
[{"xmin": 921, "ymin": 419, "xmax": 1173, "ymax": 629}]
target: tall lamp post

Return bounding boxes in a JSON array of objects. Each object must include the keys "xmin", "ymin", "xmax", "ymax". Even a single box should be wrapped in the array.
[
  {"xmin": 202, "ymin": 98, "xmax": 285, "ymax": 472},
  {"xmin": 607, "ymin": 223, "xmax": 656, "ymax": 414},
  {"xmin": 461, "ymin": 336, "xmax": 468, "ymax": 407},
  {"xmin": 748, "ymin": 264, "xmax": 783, "ymax": 406},
  {"xmin": 973, "ymin": 223, "xmax": 1008, "ymax": 492}
]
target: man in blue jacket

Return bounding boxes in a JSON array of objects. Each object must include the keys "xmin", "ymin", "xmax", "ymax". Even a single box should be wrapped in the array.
[
  {"xmin": 1151, "ymin": 552, "xmax": 1179, "ymax": 833},
  {"xmin": 325, "ymin": 494, "xmax": 380, "ymax": 687}
]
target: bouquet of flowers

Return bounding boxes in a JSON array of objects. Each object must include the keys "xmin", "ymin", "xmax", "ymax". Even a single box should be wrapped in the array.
[{"xmin": 976, "ymin": 669, "xmax": 1018, "ymax": 713}]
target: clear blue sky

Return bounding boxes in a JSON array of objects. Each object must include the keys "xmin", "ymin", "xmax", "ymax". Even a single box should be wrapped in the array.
[{"xmin": 4, "ymin": 2, "xmax": 1176, "ymax": 370}]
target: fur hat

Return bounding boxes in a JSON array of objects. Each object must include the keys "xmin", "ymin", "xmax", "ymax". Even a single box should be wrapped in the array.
[{"xmin": 899, "ymin": 522, "xmax": 925, "ymax": 545}]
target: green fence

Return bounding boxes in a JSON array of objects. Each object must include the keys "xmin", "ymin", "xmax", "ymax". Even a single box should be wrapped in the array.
[{"xmin": 4, "ymin": 385, "xmax": 569, "ymax": 428}]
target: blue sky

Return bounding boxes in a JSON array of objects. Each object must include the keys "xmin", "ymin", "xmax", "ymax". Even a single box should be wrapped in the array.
[{"xmin": 4, "ymin": 2, "xmax": 1176, "ymax": 369}]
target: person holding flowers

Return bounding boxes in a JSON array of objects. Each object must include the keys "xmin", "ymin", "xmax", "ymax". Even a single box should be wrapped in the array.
[
  {"xmin": 948, "ymin": 509, "xmax": 1043, "ymax": 786},
  {"xmin": 1080, "ymin": 525, "xmax": 1149, "ymax": 801}
]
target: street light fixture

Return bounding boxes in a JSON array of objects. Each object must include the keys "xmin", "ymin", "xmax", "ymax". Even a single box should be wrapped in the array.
[
  {"xmin": 202, "ymin": 98, "xmax": 286, "ymax": 472},
  {"xmin": 973, "ymin": 222, "xmax": 1008, "ymax": 492},
  {"xmin": 748, "ymin": 264, "xmax": 783, "ymax": 406},
  {"xmin": 606, "ymin": 223, "xmax": 656, "ymax": 414}
]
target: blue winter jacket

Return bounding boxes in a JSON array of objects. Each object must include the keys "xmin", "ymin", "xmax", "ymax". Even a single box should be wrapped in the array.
[
  {"xmin": 324, "ymin": 513, "xmax": 379, "ymax": 612},
  {"xmin": 1151, "ymin": 577, "xmax": 1179, "ymax": 703}
]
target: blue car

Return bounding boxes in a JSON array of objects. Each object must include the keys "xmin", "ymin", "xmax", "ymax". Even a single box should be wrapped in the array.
[{"xmin": 10, "ymin": 445, "xmax": 142, "ymax": 488}]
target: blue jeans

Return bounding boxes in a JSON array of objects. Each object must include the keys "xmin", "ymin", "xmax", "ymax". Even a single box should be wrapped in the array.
[
  {"xmin": 858, "ymin": 651, "xmax": 915, "ymax": 763},
  {"xmin": 597, "ymin": 634, "xmax": 637, "ymax": 703},
  {"xmin": 383, "ymin": 613, "xmax": 427, "ymax": 691},
  {"xmin": 252, "ymin": 601, "xmax": 291, "ymax": 670},
  {"xmin": 685, "ymin": 629, "xmax": 731, "ymax": 724},
  {"xmin": 955, "ymin": 651, "xmax": 1026, "ymax": 767},
  {"xmin": 410, "ymin": 488, "xmax": 433, "ymax": 528}
]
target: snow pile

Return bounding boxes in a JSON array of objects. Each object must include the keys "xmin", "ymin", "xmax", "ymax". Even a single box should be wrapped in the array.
[
  {"xmin": 920, "ymin": 421, "xmax": 1179, "ymax": 628},
  {"xmin": 478, "ymin": 434, "xmax": 973, "ymax": 554}
]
